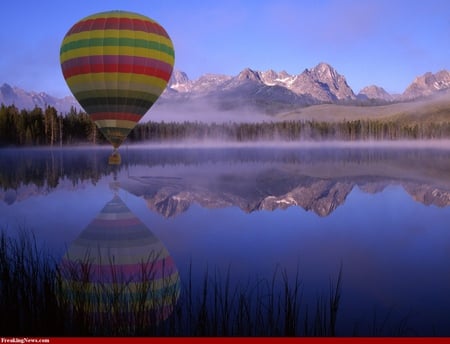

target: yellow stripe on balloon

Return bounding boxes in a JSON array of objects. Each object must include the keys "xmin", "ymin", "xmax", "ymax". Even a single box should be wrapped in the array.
[
  {"xmin": 62, "ymin": 29, "xmax": 173, "ymax": 48},
  {"xmin": 96, "ymin": 119, "xmax": 137, "ymax": 129},
  {"xmin": 96, "ymin": 212, "xmax": 136, "ymax": 220},
  {"xmin": 65, "ymin": 73, "xmax": 168, "ymax": 92},
  {"xmin": 60, "ymin": 46, "xmax": 174, "ymax": 65},
  {"xmin": 68, "ymin": 80, "xmax": 166, "ymax": 96},
  {"xmin": 60, "ymin": 273, "xmax": 179, "ymax": 293}
]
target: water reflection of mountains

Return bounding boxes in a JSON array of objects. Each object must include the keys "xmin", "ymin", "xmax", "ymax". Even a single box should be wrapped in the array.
[{"xmin": 1, "ymin": 146, "xmax": 449, "ymax": 216}]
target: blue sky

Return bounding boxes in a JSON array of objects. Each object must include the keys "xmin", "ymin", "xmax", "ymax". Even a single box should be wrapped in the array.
[{"xmin": 0, "ymin": 0, "xmax": 448, "ymax": 97}]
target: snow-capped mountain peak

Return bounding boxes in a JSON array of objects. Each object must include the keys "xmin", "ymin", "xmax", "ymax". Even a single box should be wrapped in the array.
[
  {"xmin": 2, "ymin": 63, "xmax": 449, "ymax": 117},
  {"xmin": 402, "ymin": 70, "xmax": 450, "ymax": 100}
]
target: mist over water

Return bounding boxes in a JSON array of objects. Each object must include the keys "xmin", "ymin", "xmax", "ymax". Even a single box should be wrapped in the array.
[
  {"xmin": 125, "ymin": 139, "xmax": 450, "ymax": 150},
  {"xmin": 144, "ymin": 87, "xmax": 450, "ymax": 123},
  {"xmin": 146, "ymin": 100, "xmax": 274, "ymax": 123}
]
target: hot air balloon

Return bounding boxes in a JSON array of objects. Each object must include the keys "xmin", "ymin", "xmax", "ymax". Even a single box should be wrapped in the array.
[
  {"xmin": 58, "ymin": 194, "xmax": 180, "ymax": 334},
  {"xmin": 60, "ymin": 11, "xmax": 175, "ymax": 164}
]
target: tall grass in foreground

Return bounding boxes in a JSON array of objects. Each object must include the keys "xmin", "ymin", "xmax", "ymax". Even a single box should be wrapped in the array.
[
  {"xmin": 0, "ymin": 230, "xmax": 414, "ymax": 336},
  {"xmin": 0, "ymin": 230, "xmax": 65, "ymax": 335}
]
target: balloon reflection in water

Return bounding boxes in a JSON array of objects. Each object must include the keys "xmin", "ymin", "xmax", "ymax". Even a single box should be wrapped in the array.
[{"xmin": 58, "ymin": 194, "xmax": 180, "ymax": 334}]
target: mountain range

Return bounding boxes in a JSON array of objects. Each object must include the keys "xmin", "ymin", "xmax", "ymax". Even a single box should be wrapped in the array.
[
  {"xmin": 164, "ymin": 63, "xmax": 450, "ymax": 107},
  {"xmin": 1, "ymin": 62, "xmax": 449, "ymax": 120},
  {"xmin": 167, "ymin": 62, "xmax": 357, "ymax": 104},
  {"xmin": 0, "ymin": 83, "xmax": 80, "ymax": 113}
]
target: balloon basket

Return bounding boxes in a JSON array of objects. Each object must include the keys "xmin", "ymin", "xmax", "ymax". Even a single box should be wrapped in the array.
[{"xmin": 108, "ymin": 151, "xmax": 121, "ymax": 165}]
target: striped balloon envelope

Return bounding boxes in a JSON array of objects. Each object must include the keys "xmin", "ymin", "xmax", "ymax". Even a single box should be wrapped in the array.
[
  {"xmin": 60, "ymin": 11, "xmax": 174, "ymax": 151},
  {"xmin": 58, "ymin": 194, "xmax": 180, "ymax": 333}
]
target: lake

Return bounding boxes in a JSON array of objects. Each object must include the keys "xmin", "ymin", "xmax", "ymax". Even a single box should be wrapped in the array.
[{"xmin": 1, "ymin": 143, "xmax": 449, "ymax": 336}]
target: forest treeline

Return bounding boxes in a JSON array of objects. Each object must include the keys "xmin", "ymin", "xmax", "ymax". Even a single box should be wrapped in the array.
[
  {"xmin": 0, "ymin": 104, "xmax": 102, "ymax": 146},
  {"xmin": 1, "ymin": 103, "xmax": 450, "ymax": 146}
]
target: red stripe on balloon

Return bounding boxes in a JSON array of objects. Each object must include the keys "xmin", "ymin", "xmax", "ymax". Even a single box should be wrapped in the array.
[
  {"xmin": 68, "ymin": 17, "xmax": 169, "ymax": 37},
  {"xmin": 62, "ymin": 63, "xmax": 171, "ymax": 81},
  {"xmin": 62, "ymin": 56, "xmax": 173, "ymax": 75}
]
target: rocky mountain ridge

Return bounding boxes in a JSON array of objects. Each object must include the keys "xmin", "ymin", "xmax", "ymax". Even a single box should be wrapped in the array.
[
  {"xmin": 166, "ymin": 63, "xmax": 449, "ymax": 103},
  {"xmin": 402, "ymin": 70, "xmax": 450, "ymax": 100},
  {"xmin": 1, "ymin": 63, "xmax": 449, "ymax": 115},
  {"xmin": 0, "ymin": 83, "xmax": 80, "ymax": 113},
  {"xmin": 166, "ymin": 63, "xmax": 356, "ymax": 104},
  {"xmin": 357, "ymin": 85, "xmax": 394, "ymax": 101}
]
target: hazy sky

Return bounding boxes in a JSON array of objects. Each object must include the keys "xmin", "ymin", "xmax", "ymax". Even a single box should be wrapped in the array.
[{"xmin": 0, "ymin": 0, "xmax": 448, "ymax": 97}]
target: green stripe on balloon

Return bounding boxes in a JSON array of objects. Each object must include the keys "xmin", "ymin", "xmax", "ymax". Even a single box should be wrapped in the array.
[
  {"xmin": 78, "ymin": 97, "xmax": 155, "ymax": 109},
  {"xmin": 60, "ymin": 37, "xmax": 174, "ymax": 56}
]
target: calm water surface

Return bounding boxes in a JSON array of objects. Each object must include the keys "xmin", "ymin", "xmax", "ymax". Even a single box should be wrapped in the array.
[{"xmin": 1, "ymin": 144, "xmax": 449, "ymax": 335}]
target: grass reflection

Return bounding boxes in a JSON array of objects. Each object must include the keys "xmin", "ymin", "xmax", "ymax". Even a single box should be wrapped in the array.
[{"xmin": 0, "ymin": 229, "xmax": 418, "ymax": 337}]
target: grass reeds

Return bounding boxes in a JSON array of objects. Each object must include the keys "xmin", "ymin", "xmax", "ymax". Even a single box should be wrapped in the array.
[
  {"xmin": 0, "ymin": 229, "xmax": 65, "ymax": 335},
  {"xmin": 0, "ymin": 230, "xmax": 411, "ymax": 336}
]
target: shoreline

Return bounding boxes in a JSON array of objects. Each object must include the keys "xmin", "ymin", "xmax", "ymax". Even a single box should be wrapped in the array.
[{"xmin": 1, "ymin": 139, "xmax": 450, "ymax": 150}]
